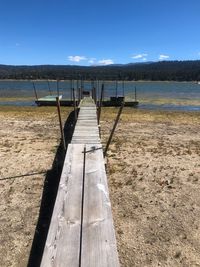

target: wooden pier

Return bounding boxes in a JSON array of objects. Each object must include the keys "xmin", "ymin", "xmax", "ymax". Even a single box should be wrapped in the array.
[
  {"xmin": 40, "ymin": 97, "xmax": 120, "ymax": 267},
  {"xmin": 35, "ymin": 96, "xmax": 138, "ymax": 107}
]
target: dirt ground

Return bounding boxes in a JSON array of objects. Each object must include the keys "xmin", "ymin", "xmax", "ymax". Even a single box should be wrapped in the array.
[
  {"xmin": 0, "ymin": 106, "xmax": 200, "ymax": 267},
  {"xmin": 0, "ymin": 106, "xmax": 72, "ymax": 267},
  {"xmin": 101, "ymin": 108, "xmax": 200, "ymax": 267}
]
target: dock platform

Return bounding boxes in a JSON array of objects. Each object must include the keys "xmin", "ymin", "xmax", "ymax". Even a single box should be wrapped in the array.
[{"xmin": 40, "ymin": 97, "xmax": 119, "ymax": 267}]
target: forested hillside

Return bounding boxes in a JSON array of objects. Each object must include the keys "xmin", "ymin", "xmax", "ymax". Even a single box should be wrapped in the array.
[{"xmin": 0, "ymin": 60, "xmax": 200, "ymax": 81}]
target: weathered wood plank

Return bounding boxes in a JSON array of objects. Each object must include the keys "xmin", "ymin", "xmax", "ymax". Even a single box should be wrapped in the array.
[
  {"xmin": 71, "ymin": 141, "xmax": 100, "ymax": 144},
  {"xmin": 74, "ymin": 130, "xmax": 98, "ymax": 133},
  {"xmin": 72, "ymin": 97, "xmax": 99, "ymax": 144},
  {"xmin": 81, "ymin": 144, "xmax": 120, "ymax": 267},
  {"xmin": 40, "ymin": 144, "xmax": 84, "ymax": 267}
]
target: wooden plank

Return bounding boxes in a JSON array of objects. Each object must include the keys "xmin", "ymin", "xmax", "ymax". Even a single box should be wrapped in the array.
[
  {"xmin": 80, "ymin": 108, "xmax": 96, "ymax": 111},
  {"xmin": 72, "ymin": 137, "xmax": 99, "ymax": 139},
  {"xmin": 72, "ymin": 97, "xmax": 99, "ymax": 144},
  {"xmin": 76, "ymin": 122, "xmax": 98, "ymax": 125},
  {"xmin": 73, "ymin": 130, "xmax": 99, "ymax": 133},
  {"xmin": 40, "ymin": 144, "xmax": 84, "ymax": 267},
  {"xmin": 75, "ymin": 123, "xmax": 97, "ymax": 127},
  {"xmin": 77, "ymin": 117, "xmax": 97, "ymax": 120},
  {"xmin": 71, "ymin": 140, "xmax": 100, "ymax": 144},
  {"xmin": 73, "ymin": 136, "xmax": 100, "ymax": 139},
  {"xmin": 78, "ymin": 115, "xmax": 97, "ymax": 117},
  {"xmin": 79, "ymin": 112, "xmax": 96, "ymax": 114},
  {"xmin": 81, "ymin": 144, "xmax": 120, "ymax": 267},
  {"xmin": 74, "ymin": 128, "xmax": 98, "ymax": 131},
  {"xmin": 74, "ymin": 130, "xmax": 99, "ymax": 133},
  {"xmin": 73, "ymin": 133, "xmax": 99, "ymax": 136},
  {"xmin": 72, "ymin": 138, "xmax": 100, "ymax": 143},
  {"xmin": 72, "ymin": 140, "xmax": 100, "ymax": 144},
  {"xmin": 76, "ymin": 120, "xmax": 97, "ymax": 122},
  {"xmin": 73, "ymin": 135, "xmax": 99, "ymax": 139}
]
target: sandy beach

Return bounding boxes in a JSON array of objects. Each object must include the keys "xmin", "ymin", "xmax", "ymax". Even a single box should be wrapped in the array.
[{"xmin": 0, "ymin": 106, "xmax": 200, "ymax": 266}]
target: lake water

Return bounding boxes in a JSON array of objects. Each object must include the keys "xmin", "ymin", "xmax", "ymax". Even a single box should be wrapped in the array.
[{"xmin": 0, "ymin": 80, "xmax": 199, "ymax": 111}]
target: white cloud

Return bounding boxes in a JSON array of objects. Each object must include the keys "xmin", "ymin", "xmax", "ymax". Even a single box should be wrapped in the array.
[
  {"xmin": 198, "ymin": 52, "xmax": 200, "ymax": 56},
  {"xmin": 15, "ymin": 43, "xmax": 20, "ymax": 46},
  {"xmin": 68, "ymin": 55, "xmax": 87, "ymax": 62},
  {"xmin": 132, "ymin": 53, "xmax": 148, "ymax": 59},
  {"xmin": 159, "ymin": 54, "xmax": 169, "ymax": 60},
  {"xmin": 88, "ymin": 58, "xmax": 96, "ymax": 64},
  {"xmin": 98, "ymin": 59, "xmax": 114, "ymax": 65}
]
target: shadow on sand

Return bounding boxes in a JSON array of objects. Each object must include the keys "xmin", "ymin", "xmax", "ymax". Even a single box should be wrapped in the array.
[{"xmin": 27, "ymin": 110, "xmax": 77, "ymax": 267}]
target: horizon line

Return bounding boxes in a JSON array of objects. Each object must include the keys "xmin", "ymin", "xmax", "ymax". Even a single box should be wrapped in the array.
[{"xmin": 1, "ymin": 59, "xmax": 200, "ymax": 67}]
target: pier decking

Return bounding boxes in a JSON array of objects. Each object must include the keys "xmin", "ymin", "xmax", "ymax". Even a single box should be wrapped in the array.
[
  {"xmin": 40, "ymin": 97, "xmax": 119, "ymax": 267},
  {"xmin": 35, "ymin": 95, "xmax": 75, "ymax": 107},
  {"xmin": 35, "ymin": 97, "xmax": 138, "ymax": 107}
]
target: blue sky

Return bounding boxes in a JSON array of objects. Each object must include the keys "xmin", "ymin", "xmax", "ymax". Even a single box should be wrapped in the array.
[{"xmin": 0, "ymin": 0, "xmax": 200, "ymax": 65}]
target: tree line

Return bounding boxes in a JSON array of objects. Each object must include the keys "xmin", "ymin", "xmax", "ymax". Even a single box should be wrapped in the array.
[{"xmin": 0, "ymin": 60, "xmax": 200, "ymax": 81}]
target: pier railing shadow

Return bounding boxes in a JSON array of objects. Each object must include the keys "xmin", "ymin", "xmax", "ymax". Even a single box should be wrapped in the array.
[{"xmin": 27, "ymin": 109, "xmax": 78, "ymax": 267}]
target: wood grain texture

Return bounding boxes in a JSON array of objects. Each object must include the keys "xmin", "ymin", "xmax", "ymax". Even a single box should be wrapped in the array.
[
  {"xmin": 40, "ymin": 97, "xmax": 119, "ymax": 267},
  {"xmin": 40, "ymin": 144, "xmax": 84, "ymax": 267},
  {"xmin": 72, "ymin": 97, "xmax": 100, "ymax": 144},
  {"xmin": 81, "ymin": 144, "xmax": 120, "ymax": 267}
]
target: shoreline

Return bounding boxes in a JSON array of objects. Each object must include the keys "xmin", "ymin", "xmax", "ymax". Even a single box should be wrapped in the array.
[
  {"xmin": 0, "ymin": 101, "xmax": 200, "ymax": 112},
  {"xmin": 0, "ymin": 79, "xmax": 199, "ymax": 83}
]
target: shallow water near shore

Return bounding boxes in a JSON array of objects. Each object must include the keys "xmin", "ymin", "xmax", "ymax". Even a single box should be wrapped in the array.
[{"xmin": 0, "ymin": 80, "xmax": 199, "ymax": 111}]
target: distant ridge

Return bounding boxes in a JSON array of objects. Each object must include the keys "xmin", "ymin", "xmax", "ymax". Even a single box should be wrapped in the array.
[{"xmin": 0, "ymin": 60, "xmax": 200, "ymax": 81}]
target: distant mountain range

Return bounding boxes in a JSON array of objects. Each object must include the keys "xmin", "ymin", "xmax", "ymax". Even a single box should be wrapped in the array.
[{"xmin": 0, "ymin": 60, "xmax": 200, "ymax": 81}]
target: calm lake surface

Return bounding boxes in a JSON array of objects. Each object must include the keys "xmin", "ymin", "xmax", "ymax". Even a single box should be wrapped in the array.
[{"xmin": 0, "ymin": 80, "xmax": 200, "ymax": 111}]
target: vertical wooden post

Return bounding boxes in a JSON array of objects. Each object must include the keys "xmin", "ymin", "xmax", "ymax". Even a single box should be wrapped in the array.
[
  {"xmin": 32, "ymin": 82, "xmax": 38, "ymax": 101},
  {"xmin": 116, "ymin": 80, "xmax": 118, "ymax": 98},
  {"xmin": 97, "ymin": 84, "xmax": 104, "ymax": 125},
  {"xmin": 97, "ymin": 79, "xmax": 99, "ymax": 103},
  {"xmin": 94, "ymin": 87, "xmax": 97, "ymax": 104},
  {"xmin": 79, "ymin": 86, "xmax": 81, "ymax": 102},
  {"xmin": 80, "ymin": 78, "xmax": 82, "ymax": 92},
  {"xmin": 73, "ymin": 88, "xmax": 77, "ymax": 122},
  {"xmin": 135, "ymin": 86, "xmax": 137, "ymax": 101},
  {"xmin": 91, "ymin": 87, "xmax": 94, "ymax": 100},
  {"xmin": 56, "ymin": 97, "xmax": 66, "ymax": 151},
  {"xmin": 77, "ymin": 79, "xmax": 79, "ymax": 94},
  {"xmin": 122, "ymin": 80, "xmax": 125, "ymax": 97},
  {"xmin": 47, "ymin": 80, "xmax": 52, "ymax": 95},
  {"xmin": 70, "ymin": 79, "xmax": 73, "ymax": 101},
  {"xmin": 104, "ymin": 101, "xmax": 124, "ymax": 157},
  {"xmin": 102, "ymin": 81, "xmax": 105, "ymax": 102},
  {"xmin": 81, "ymin": 79, "xmax": 84, "ymax": 98},
  {"xmin": 57, "ymin": 79, "xmax": 59, "ymax": 96}
]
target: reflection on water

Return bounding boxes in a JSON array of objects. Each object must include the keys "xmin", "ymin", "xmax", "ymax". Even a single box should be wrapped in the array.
[{"xmin": 0, "ymin": 80, "xmax": 199, "ymax": 111}]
